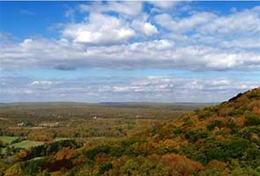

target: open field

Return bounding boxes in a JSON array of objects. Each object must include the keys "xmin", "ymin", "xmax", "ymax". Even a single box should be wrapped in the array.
[
  {"xmin": 10, "ymin": 140, "xmax": 44, "ymax": 149},
  {"xmin": 0, "ymin": 136, "xmax": 19, "ymax": 144}
]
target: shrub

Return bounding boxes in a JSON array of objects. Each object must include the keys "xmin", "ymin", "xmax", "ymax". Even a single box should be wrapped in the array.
[
  {"xmin": 207, "ymin": 120, "xmax": 222, "ymax": 131},
  {"xmin": 245, "ymin": 112, "xmax": 260, "ymax": 126},
  {"xmin": 99, "ymin": 162, "xmax": 113, "ymax": 174}
]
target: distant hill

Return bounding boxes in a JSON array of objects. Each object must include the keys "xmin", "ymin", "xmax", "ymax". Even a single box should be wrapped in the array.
[
  {"xmin": 0, "ymin": 102, "xmax": 93, "ymax": 108},
  {"xmin": 0, "ymin": 101, "xmax": 213, "ymax": 114},
  {"xmin": 98, "ymin": 102, "xmax": 215, "ymax": 110},
  {"xmin": 0, "ymin": 103, "xmax": 7, "ymax": 107}
]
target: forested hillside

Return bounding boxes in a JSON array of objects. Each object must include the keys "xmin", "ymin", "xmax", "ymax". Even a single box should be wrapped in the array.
[{"xmin": 1, "ymin": 88, "xmax": 259, "ymax": 176}]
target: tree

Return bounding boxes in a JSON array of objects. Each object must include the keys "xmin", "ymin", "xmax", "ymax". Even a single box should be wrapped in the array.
[{"xmin": 4, "ymin": 163, "xmax": 23, "ymax": 176}]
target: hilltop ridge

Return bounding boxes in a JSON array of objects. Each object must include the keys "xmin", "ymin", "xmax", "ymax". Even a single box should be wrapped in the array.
[{"xmin": 129, "ymin": 87, "xmax": 260, "ymax": 174}]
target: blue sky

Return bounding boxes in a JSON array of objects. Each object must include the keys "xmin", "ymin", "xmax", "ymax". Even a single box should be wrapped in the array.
[{"xmin": 0, "ymin": 1, "xmax": 259, "ymax": 103}]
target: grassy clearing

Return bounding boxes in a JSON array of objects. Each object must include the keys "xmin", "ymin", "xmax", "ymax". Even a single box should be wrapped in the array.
[
  {"xmin": 11, "ymin": 140, "xmax": 44, "ymax": 149},
  {"xmin": 0, "ymin": 136, "xmax": 19, "ymax": 144},
  {"xmin": 0, "ymin": 148, "xmax": 7, "ymax": 154},
  {"xmin": 53, "ymin": 138, "xmax": 72, "ymax": 142}
]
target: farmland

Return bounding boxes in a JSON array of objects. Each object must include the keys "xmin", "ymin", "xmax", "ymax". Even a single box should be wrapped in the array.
[{"xmin": 0, "ymin": 102, "xmax": 210, "ymax": 142}]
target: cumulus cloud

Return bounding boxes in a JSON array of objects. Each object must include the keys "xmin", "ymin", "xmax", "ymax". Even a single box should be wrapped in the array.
[
  {"xmin": 200, "ymin": 6, "xmax": 260, "ymax": 35},
  {"xmin": 155, "ymin": 6, "xmax": 260, "ymax": 52},
  {"xmin": 1, "ymin": 3, "xmax": 259, "ymax": 71},
  {"xmin": 132, "ymin": 19, "xmax": 158, "ymax": 37},
  {"xmin": 155, "ymin": 12, "xmax": 217, "ymax": 33},
  {"xmin": 63, "ymin": 13, "xmax": 135, "ymax": 44},
  {"xmin": 143, "ymin": 22, "xmax": 158, "ymax": 36},
  {"xmin": 148, "ymin": 1, "xmax": 179, "ymax": 10},
  {"xmin": 79, "ymin": 1, "xmax": 143, "ymax": 17},
  {"xmin": 155, "ymin": 6, "xmax": 260, "ymax": 36},
  {"xmin": 1, "ymin": 36, "xmax": 260, "ymax": 71}
]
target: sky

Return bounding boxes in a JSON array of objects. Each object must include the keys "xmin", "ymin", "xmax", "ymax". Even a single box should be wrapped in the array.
[{"xmin": 0, "ymin": 1, "xmax": 259, "ymax": 103}]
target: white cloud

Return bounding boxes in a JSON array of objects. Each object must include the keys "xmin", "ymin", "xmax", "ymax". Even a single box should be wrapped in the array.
[
  {"xmin": 201, "ymin": 6, "xmax": 260, "ymax": 35},
  {"xmin": 154, "ymin": 6, "xmax": 260, "ymax": 51},
  {"xmin": 143, "ymin": 22, "xmax": 158, "ymax": 36},
  {"xmin": 1, "ymin": 3, "xmax": 260, "ymax": 72},
  {"xmin": 30, "ymin": 81, "xmax": 55, "ymax": 86},
  {"xmin": 155, "ymin": 12, "xmax": 217, "ymax": 33},
  {"xmin": 148, "ymin": 1, "xmax": 179, "ymax": 9},
  {"xmin": 219, "ymin": 38, "xmax": 260, "ymax": 49},
  {"xmin": 1, "ymin": 74, "xmax": 259, "ymax": 103},
  {"xmin": 1, "ymin": 36, "xmax": 260, "ymax": 71},
  {"xmin": 106, "ymin": 1, "xmax": 143, "ymax": 17},
  {"xmin": 154, "ymin": 6, "xmax": 260, "ymax": 37},
  {"xmin": 79, "ymin": 1, "xmax": 143, "ymax": 17},
  {"xmin": 131, "ymin": 13, "xmax": 158, "ymax": 37},
  {"xmin": 63, "ymin": 13, "xmax": 135, "ymax": 44}
]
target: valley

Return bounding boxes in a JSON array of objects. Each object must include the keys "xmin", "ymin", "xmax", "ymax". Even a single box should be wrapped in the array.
[{"xmin": 0, "ymin": 88, "xmax": 259, "ymax": 175}]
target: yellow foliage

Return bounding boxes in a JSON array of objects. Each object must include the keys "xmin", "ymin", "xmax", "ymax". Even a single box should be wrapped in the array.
[
  {"xmin": 50, "ymin": 171, "xmax": 63, "ymax": 176},
  {"xmin": 4, "ymin": 163, "xmax": 23, "ymax": 176},
  {"xmin": 161, "ymin": 139, "xmax": 179, "ymax": 150},
  {"xmin": 251, "ymin": 133, "xmax": 259, "ymax": 140}
]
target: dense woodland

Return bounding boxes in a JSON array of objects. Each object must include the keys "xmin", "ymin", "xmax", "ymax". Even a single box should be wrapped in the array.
[{"xmin": 0, "ymin": 88, "xmax": 259, "ymax": 175}]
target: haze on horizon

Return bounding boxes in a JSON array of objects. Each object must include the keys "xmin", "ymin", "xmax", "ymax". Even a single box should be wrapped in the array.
[{"xmin": 0, "ymin": 1, "xmax": 259, "ymax": 103}]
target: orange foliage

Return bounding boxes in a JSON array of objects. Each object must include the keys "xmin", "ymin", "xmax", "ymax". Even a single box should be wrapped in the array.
[
  {"xmin": 182, "ymin": 139, "xmax": 189, "ymax": 146},
  {"xmin": 207, "ymin": 159, "xmax": 227, "ymax": 169},
  {"xmin": 248, "ymin": 100, "xmax": 260, "ymax": 112},
  {"xmin": 15, "ymin": 150, "xmax": 28, "ymax": 160},
  {"xmin": 215, "ymin": 135, "xmax": 225, "ymax": 141},
  {"xmin": 73, "ymin": 155, "xmax": 87, "ymax": 166},
  {"xmin": 27, "ymin": 130, "xmax": 54, "ymax": 142},
  {"xmin": 233, "ymin": 117, "xmax": 245, "ymax": 127},
  {"xmin": 252, "ymin": 105, "xmax": 260, "ymax": 115},
  {"xmin": 220, "ymin": 127, "xmax": 232, "ymax": 134},
  {"xmin": 94, "ymin": 153, "xmax": 113, "ymax": 164},
  {"xmin": 55, "ymin": 147, "xmax": 74, "ymax": 160},
  {"xmin": 160, "ymin": 153, "xmax": 203, "ymax": 176}
]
